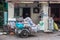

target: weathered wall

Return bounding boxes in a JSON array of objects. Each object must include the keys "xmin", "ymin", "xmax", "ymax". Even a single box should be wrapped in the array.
[
  {"xmin": 8, "ymin": 2, "xmax": 48, "ymax": 24},
  {"xmin": 31, "ymin": 7, "xmax": 40, "ymax": 24},
  {"xmin": 19, "ymin": 3, "xmax": 40, "ymax": 24},
  {"xmin": 8, "ymin": 2, "xmax": 14, "ymax": 18},
  {"xmin": 41, "ymin": 3, "xmax": 49, "ymax": 31}
]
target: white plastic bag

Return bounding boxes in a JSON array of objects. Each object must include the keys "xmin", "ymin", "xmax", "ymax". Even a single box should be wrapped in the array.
[
  {"xmin": 24, "ymin": 17, "xmax": 36, "ymax": 27},
  {"xmin": 48, "ymin": 17, "xmax": 54, "ymax": 30},
  {"xmin": 8, "ymin": 18, "xmax": 16, "ymax": 29}
]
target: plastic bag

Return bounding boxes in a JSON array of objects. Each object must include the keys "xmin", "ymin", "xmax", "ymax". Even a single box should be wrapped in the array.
[
  {"xmin": 36, "ymin": 21, "xmax": 45, "ymax": 31},
  {"xmin": 54, "ymin": 22, "xmax": 59, "ymax": 30},
  {"xmin": 16, "ymin": 22, "xmax": 24, "ymax": 30},
  {"xmin": 24, "ymin": 17, "xmax": 36, "ymax": 27}
]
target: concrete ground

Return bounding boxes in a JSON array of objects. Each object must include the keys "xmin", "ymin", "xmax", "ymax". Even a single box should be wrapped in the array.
[{"xmin": 0, "ymin": 31, "xmax": 60, "ymax": 40}]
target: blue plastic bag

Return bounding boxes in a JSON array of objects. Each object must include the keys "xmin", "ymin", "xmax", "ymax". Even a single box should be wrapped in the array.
[{"xmin": 16, "ymin": 22, "xmax": 24, "ymax": 30}]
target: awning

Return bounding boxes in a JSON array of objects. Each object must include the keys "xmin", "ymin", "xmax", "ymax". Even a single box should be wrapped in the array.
[
  {"xmin": 6, "ymin": 0, "xmax": 48, "ymax": 2},
  {"xmin": 6, "ymin": 0, "xmax": 60, "ymax": 2},
  {"xmin": 6, "ymin": 0, "xmax": 60, "ymax": 3}
]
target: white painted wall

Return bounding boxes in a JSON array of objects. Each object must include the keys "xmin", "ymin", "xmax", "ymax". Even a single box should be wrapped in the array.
[{"xmin": 8, "ymin": 2, "xmax": 14, "ymax": 18}]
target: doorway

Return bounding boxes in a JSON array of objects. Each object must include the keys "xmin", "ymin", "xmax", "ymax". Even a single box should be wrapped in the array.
[
  {"xmin": 50, "ymin": 4, "xmax": 60, "ymax": 28},
  {"xmin": 23, "ymin": 8, "xmax": 31, "ymax": 18}
]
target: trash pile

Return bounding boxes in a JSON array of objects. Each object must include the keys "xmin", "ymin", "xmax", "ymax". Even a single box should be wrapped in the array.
[
  {"xmin": 3, "ymin": 17, "xmax": 59, "ymax": 36},
  {"xmin": 16, "ymin": 17, "xmax": 24, "ymax": 30},
  {"xmin": 24, "ymin": 17, "xmax": 38, "ymax": 32}
]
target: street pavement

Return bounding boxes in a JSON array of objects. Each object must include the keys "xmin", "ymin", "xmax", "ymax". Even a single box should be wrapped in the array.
[{"xmin": 0, "ymin": 31, "xmax": 60, "ymax": 40}]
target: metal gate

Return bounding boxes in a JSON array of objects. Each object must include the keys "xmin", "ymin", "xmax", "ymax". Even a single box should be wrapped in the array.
[{"xmin": 0, "ymin": 11, "xmax": 4, "ymax": 27}]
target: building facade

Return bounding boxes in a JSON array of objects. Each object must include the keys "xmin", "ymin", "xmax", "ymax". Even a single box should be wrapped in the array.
[
  {"xmin": 5, "ymin": 0, "xmax": 60, "ymax": 31},
  {"xmin": 6, "ymin": 0, "xmax": 49, "ymax": 23}
]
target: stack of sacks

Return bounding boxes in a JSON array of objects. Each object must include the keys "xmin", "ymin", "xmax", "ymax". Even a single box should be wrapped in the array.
[
  {"xmin": 24, "ymin": 17, "xmax": 38, "ymax": 32},
  {"xmin": 16, "ymin": 17, "xmax": 24, "ymax": 30},
  {"xmin": 8, "ymin": 18, "xmax": 16, "ymax": 29}
]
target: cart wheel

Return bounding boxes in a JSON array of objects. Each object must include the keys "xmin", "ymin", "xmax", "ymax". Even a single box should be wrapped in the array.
[{"xmin": 20, "ymin": 30, "xmax": 29, "ymax": 38}]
